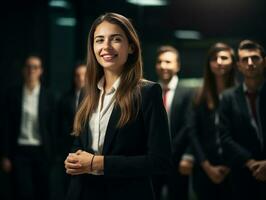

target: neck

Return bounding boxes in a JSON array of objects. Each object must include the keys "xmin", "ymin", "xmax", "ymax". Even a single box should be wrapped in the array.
[
  {"xmin": 215, "ymin": 76, "xmax": 227, "ymax": 94},
  {"xmin": 244, "ymin": 76, "xmax": 264, "ymax": 92},
  {"xmin": 25, "ymin": 80, "xmax": 39, "ymax": 91},
  {"xmin": 104, "ymin": 71, "xmax": 120, "ymax": 91},
  {"xmin": 161, "ymin": 76, "xmax": 174, "ymax": 88}
]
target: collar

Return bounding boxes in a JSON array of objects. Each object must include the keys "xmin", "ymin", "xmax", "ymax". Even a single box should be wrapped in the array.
[
  {"xmin": 243, "ymin": 82, "xmax": 263, "ymax": 94},
  {"xmin": 159, "ymin": 75, "xmax": 178, "ymax": 90},
  {"xmin": 24, "ymin": 83, "xmax": 41, "ymax": 96},
  {"xmin": 97, "ymin": 76, "xmax": 121, "ymax": 95}
]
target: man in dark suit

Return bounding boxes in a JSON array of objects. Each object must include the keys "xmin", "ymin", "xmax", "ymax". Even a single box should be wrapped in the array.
[
  {"xmin": 58, "ymin": 61, "xmax": 87, "ymax": 157},
  {"xmin": 2, "ymin": 55, "xmax": 56, "ymax": 200},
  {"xmin": 219, "ymin": 40, "xmax": 266, "ymax": 200},
  {"xmin": 56, "ymin": 62, "xmax": 86, "ymax": 198},
  {"xmin": 154, "ymin": 45, "xmax": 194, "ymax": 200}
]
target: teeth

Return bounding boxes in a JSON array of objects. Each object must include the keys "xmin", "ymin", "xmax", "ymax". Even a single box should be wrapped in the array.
[
  {"xmin": 102, "ymin": 54, "xmax": 115, "ymax": 61},
  {"xmin": 103, "ymin": 55, "xmax": 113, "ymax": 58}
]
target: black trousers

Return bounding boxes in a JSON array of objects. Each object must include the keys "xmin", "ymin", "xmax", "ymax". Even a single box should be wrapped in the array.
[
  {"xmin": 152, "ymin": 172, "xmax": 189, "ymax": 200},
  {"xmin": 12, "ymin": 146, "xmax": 50, "ymax": 200},
  {"xmin": 193, "ymin": 166, "xmax": 233, "ymax": 200},
  {"xmin": 231, "ymin": 168, "xmax": 266, "ymax": 200}
]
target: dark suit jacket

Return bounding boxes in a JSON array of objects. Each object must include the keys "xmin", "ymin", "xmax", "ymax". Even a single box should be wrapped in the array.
[
  {"xmin": 58, "ymin": 89, "xmax": 77, "ymax": 156},
  {"xmin": 66, "ymin": 82, "xmax": 173, "ymax": 200},
  {"xmin": 219, "ymin": 83, "xmax": 266, "ymax": 168},
  {"xmin": 188, "ymin": 102, "xmax": 224, "ymax": 165},
  {"xmin": 170, "ymin": 85, "xmax": 194, "ymax": 162},
  {"xmin": 3, "ymin": 85, "xmax": 56, "ymax": 161}
]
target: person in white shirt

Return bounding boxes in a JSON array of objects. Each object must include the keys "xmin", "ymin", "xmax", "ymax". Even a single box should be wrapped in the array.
[
  {"xmin": 64, "ymin": 13, "xmax": 173, "ymax": 200},
  {"xmin": 153, "ymin": 45, "xmax": 194, "ymax": 200},
  {"xmin": 2, "ymin": 54, "xmax": 56, "ymax": 200}
]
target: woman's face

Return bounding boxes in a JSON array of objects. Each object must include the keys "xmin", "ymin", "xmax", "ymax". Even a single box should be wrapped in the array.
[
  {"xmin": 93, "ymin": 21, "xmax": 133, "ymax": 75},
  {"xmin": 210, "ymin": 50, "xmax": 233, "ymax": 76}
]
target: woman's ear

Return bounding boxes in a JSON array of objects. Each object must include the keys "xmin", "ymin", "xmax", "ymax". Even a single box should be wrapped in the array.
[{"xmin": 128, "ymin": 44, "xmax": 134, "ymax": 54}]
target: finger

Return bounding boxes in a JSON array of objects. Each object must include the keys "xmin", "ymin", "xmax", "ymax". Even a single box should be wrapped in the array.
[
  {"xmin": 250, "ymin": 163, "xmax": 260, "ymax": 171},
  {"xmin": 67, "ymin": 156, "xmax": 79, "ymax": 163},
  {"xmin": 65, "ymin": 162, "xmax": 82, "ymax": 169},
  {"xmin": 75, "ymin": 150, "xmax": 83, "ymax": 155},
  {"xmin": 218, "ymin": 167, "xmax": 226, "ymax": 174}
]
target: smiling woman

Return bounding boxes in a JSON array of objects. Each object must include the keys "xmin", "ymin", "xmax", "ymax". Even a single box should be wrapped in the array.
[
  {"xmin": 64, "ymin": 12, "xmax": 173, "ymax": 200},
  {"xmin": 93, "ymin": 21, "xmax": 133, "ymax": 76}
]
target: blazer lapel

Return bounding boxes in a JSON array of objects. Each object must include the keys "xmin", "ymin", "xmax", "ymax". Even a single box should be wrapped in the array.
[
  {"xmin": 236, "ymin": 85, "xmax": 259, "ymax": 134},
  {"xmin": 259, "ymin": 82, "xmax": 266, "ymax": 144},
  {"xmin": 17, "ymin": 87, "xmax": 23, "ymax": 131},
  {"xmin": 71, "ymin": 90, "xmax": 77, "ymax": 115},
  {"xmin": 38, "ymin": 86, "xmax": 44, "ymax": 130},
  {"xmin": 81, "ymin": 122, "xmax": 92, "ymax": 151},
  {"xmin": 102, "ymin": 105, "xmax": 120, "ymax": 155},
  {"xmin": 170, "ymin": 86, "xmax": 179, "ymax": 120}
]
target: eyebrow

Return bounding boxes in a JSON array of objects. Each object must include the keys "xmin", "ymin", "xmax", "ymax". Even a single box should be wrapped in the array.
[
  {"xmin": 94, "ymin": 33, "xmax": 124, "ymax": 39},
  {"xmin": 241, "ymin": 55, "xmax": 260, "ymax": 59}
]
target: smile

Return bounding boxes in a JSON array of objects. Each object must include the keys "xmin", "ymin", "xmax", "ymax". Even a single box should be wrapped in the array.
[{"xmin": 101, "ymin": 54, "xmax": 117, "ymax": 61}]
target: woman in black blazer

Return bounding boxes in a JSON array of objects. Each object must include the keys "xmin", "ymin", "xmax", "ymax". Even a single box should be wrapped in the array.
[
  {"xmin": 187, "ymin": 43, "xmax": 236, "ymax": 200},
  {"xmin": 64, "ymin": 13, "xmax": 172, "ymax": 200}
]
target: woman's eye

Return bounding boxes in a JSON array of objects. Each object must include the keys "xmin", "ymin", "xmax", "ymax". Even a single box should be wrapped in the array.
[
  {"xmin": 95, "ymin": 39, "xmax": 104, "ymax": 43},
  {"xmin": 113, "ymin": 37, "xmax": 122, "ymax": 42},
  {"xmin": 221, "ymin": 56, "xmax": 229, "ymax": 60}
]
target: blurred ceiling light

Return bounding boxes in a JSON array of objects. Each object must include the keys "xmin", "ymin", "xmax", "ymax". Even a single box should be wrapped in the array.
[
  {"xmin": 49, "ymin": 0, "xmax": 70, "ymax": 8},
  {"xmin": 56, "ymin": 17, "xmax": 76, "ymax": 27},
  {"xmin": 174, "ymin": 30, "xmax": 202, "ymax": 40},
  {"xmin": 126, "ymin": 0, "xmax": 168, "ymax": 6}
]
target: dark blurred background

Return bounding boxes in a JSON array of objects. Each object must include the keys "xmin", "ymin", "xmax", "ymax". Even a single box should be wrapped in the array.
[{"xmin": 0, "ymin": 0, "xmax": 265, "ymax": 95}]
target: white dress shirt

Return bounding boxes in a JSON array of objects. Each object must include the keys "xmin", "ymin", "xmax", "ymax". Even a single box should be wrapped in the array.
[
  {"xmin": 89, "ymin": 77, "xmax": 120, "ymax": 154},
  {"xmin": 18, "ymin": 84, "xmax": 41, "ymax": 146}
]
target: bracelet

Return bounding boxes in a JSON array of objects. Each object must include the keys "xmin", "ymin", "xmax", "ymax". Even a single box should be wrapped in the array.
[{"xmin": 90, "ymin": 155, "xmax": 95, "ymax": 172}]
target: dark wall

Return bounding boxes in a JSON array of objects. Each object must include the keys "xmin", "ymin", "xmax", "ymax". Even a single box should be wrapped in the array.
[
  {"xmin": 0, "ymin": 0, "xmax": 49, "ymax": 91},
  {"xmin": 0, "ymin": 0, "xmax": 266, "ymax": 96}
]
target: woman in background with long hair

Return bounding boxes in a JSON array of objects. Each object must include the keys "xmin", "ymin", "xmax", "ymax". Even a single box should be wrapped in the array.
[{"xmin": 188, "ymin": 42, "xmax": 235, "ymax": 200}]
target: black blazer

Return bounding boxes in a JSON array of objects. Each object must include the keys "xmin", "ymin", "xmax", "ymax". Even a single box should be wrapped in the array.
[
  {"xmin": 66, "ymin": 82, "xmax": 173, "ymax": 200},
  {"xmin": 188, "ymin": 102, "xmax": 223, "ymax": 165},
  {"xmin": 58, "ymin": 89, "xmax": 77, "ymax": 156},
  {"xmin": 219, "ymin": 83, "xmax": 266, "ymax": 168},
  {"xmin": 3, "ymin": 85, "xmax": 56, "ymax": 161},
  {"xmin": 170, "ymin": 85, "xmax": 194, "ymax": 162}
]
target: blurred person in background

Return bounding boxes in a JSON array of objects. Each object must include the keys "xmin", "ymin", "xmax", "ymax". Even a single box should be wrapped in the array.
[
  {"xmin": 58, "ymin": 61, "xmax": 87, "ymax": 159},
  {"xmin": 187, "ymin": 42, "xmax": 235, "ymax": 200},
  {"xmin": 55, "ymin": 61, "xmax": 87, "ymax": 199},
  {"xmin": 1, "ymin": 54, "xmax": 56, "ymax": 200},
  {"xmin": 154, "ymin": 45, "xmax": 194, "ymax": 200},
  {"xmin": 219, "ymin": 40, "xmax": 266, "ymax": 200},
  {"xmin": 0, "ymin": 96, "xmax": 11, "ymax": 200}
]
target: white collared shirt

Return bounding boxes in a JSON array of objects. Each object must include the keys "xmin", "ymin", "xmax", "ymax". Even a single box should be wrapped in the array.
[
  {"xmin": 89, "ymin": 77, "xmax": 120, "ymax": 154},
  {"xmin": 18, "ymin": 84, "xmax": 41, "ymax": 146},
  {"xmin": 159, "ymin": 75, "xmax": 178, "ymax": 114}
]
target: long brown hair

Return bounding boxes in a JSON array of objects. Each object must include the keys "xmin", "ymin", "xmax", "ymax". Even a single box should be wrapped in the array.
[
  {"xmin": 73, "ymin": 13, "xmax": 143, "ymax": 135},
  {"xmin": 194, "ymin": 42, "xmax": 235, "ymax": 109}
]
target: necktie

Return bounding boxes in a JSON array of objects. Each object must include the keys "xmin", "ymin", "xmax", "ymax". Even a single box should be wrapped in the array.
[
  {"xmin": 246, "ymin": 91, "xmax": 258, "ymax": 123},
  {"xmin": 162, "ymin": 87, "xmax": 169, "ymax": 112}
]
